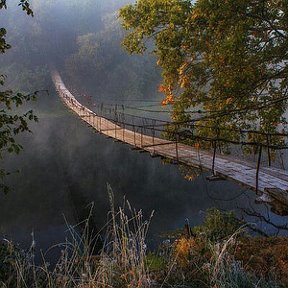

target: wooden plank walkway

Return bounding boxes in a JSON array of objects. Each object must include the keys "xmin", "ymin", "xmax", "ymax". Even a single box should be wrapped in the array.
[{"xmin": 51, "ymin": 70, "xmax": 288, "ymax": 202}]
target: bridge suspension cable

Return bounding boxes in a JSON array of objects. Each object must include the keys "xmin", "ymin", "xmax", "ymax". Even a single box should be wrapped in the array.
[
  {"xmin": 52, "ymin": 69, "xmax": 288, "ymax": 200},
  {"xmin": 74, "ymin": 90, "xmax": 288, "ymax": 140},
  {"xmin": 90, "ymin": 102, "xmax": 288, "ymax": 139}
]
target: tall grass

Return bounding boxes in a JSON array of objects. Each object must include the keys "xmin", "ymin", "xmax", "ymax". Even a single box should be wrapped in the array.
[
  {"xmin": 88, "ymin": 184, "xmax": 153, "ymax": 288},
  {"xmin": 0, "ymin": 184, "xmax": 153, "ymax": 288},
  {"xmin": 208, "ymin": 233, "xmax": 280, "ymax": 288},
  {"xmin": 0, "ymin": 187, "xmax": 283, "ymax": 288}
]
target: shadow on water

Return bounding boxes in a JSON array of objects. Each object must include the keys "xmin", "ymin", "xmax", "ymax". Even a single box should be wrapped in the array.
[{"xmin": 0, "ymin": 94, "xmax": 288, "ymax": 263}]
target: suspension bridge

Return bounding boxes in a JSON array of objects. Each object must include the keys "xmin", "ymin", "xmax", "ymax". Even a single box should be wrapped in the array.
[{"xmin": 52, "ymin": 70, "xmax": 288, "ymax": 207}]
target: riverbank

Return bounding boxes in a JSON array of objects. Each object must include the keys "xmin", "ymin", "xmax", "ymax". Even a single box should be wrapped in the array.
[{"xmin": 1, "ymin": 198, "xmax": 287, "ymax": 288}]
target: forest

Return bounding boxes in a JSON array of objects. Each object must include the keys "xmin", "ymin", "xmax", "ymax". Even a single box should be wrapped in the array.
[{"xmin": 1, "ymin": 0, "xmax": 288, "ymax": 287}]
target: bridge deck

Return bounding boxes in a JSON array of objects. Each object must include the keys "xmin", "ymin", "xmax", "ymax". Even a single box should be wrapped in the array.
[{"xmin": 52, "ymin": 71, "xmax": 288, "ymax": 202}]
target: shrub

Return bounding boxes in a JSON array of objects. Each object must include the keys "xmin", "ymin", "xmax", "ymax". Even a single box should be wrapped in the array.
[{"xmin": 193, "ymin": 208, "xmax": 244, "ymax": 242}]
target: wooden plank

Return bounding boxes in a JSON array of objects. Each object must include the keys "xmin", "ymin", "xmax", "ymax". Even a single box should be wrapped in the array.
[
  {"xmin": 51, "ymin": 70, "xmax": 288, "ymax": 202},
  {"xmin": 264, "ymin": 188, "xmax": 288, "ymax": 207}
]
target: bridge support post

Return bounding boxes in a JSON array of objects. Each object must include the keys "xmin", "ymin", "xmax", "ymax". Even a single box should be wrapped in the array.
[
  {"xmin": 176, "ymin": 134, "xmax": 179, "ymax": 162},
  {"xmin": 123, "ymin": 124, "xmax": 125, "ymax": 142},
  {"xmin": 266, "ymin": 135, "xmax": 271, "ymax": 167},
  {"xmin": 133, "ymin": 125, "xmax": 136, "ymax": 147},
  {"xmin": 114, "ymin": 111, "xmax": 117, "ymax": 139},
  {"xmin": 122, "ymin": 113, "xmax": 125, "ymax": 142},
  {"xmin": 152, "ymin": 126, "xmax": 155, "ymax": 154},
  {"xmin": 92, "ymin": 113, "xmax": 95, "ymax": 127},
  {"xmin": 115, "ymin": 120, "xmax": 117, "ymax": 139},
  {"xmin": 256, "ymin": 144, "xmax": 262, "ymax": 195},
  {"xmin": 212, "ymin": 140, "xmax": 217, "ymax": 175}
]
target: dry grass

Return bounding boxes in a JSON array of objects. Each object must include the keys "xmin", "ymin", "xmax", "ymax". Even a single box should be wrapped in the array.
[
  {"xmin": 235, "ymin": 237, "xmax": 288, "ymax": 285},
  {"xmin": 0, "ymin": 191, "xmax": 285, "ymax": 288},
  {"xmin": 0, "ymin": 184, "xmax": 153, "ymax": 288}
]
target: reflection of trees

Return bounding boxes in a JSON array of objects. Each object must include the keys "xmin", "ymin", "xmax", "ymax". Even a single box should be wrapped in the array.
[
  {"xmin": 48, "ymin": 118, "xmax": 102, "ymax": 254},
  {"xmin": 243, "ymin": 207, "xmax": 288, "ymax": 236}
]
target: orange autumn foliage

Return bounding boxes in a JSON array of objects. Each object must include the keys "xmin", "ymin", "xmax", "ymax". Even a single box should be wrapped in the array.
[
  {"xmin": 174, "ymin": 238, "xmax": 196, "ymax": 266},
  {"xmin": 161, "ymin": 95, "xmax": 174, "ymax": 106},
  {"xmin": 235, "ymin": 237, "xmax": 288, "ymax": 284},
  {"xmin": 158, "ymin": 84, "xmax": 166, "ymax": 93}
]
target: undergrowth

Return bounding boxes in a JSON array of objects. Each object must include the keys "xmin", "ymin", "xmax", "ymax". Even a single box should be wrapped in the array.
[{"xmin": 0, "ymin": 185, "xmax": 285, "ymax": 287}]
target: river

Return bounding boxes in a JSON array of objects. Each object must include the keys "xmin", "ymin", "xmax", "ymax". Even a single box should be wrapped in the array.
[{"xmin": 0, "ymin": 93, "xmax": 287, "ymax": 263}]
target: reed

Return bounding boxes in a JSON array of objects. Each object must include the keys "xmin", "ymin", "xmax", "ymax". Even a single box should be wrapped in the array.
[
  {"xmin": 0, "ymin": 188, "xmax": 283, "ymax": 288},
  {"xmin": 0, "ymin": 184, "xmax": 153, "ymax": 288}
]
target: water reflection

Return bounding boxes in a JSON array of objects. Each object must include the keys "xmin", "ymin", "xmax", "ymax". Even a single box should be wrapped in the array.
[{"xmin": 0, "ymin": 95, "xmax": 287, "ymax": 260}]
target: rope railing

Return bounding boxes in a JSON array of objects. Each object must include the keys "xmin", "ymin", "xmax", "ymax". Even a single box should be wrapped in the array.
[
  {"xmin": 57, "ymin": 94, "xmax": 287, "ymax": 149},
  {"xmin": 57, "ymin": 87, "xmax": 288, "ymax": 149},
  {"xmin": 89, "ymin": 101, "xmax": 288, "ymax": 193},
  {"xmin": 52, "ymin": 70, "xmax": 288, "ymax": 194},
  {"xmin": 93, "ymin": 108, "xmax": 288, "ymax": 149},
  {"xmin": 92, "ymin": 102, "xmax": 288, "ymax": 138}
]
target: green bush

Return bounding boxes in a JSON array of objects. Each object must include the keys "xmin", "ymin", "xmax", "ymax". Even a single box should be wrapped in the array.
[
  {"xmin": 193, "ymin": 208, "xmax": 244, "ymax": 242},
  {"xmin": 0, "ymin": 242, "xmax": 15, "ymax": 285}
]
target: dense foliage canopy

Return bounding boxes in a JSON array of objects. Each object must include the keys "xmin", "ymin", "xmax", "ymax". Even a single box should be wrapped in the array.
[
  {"xmin": 120, "ymin": 0, "xmax": 288, "ymax": 144},
  {"xmin": 0, "ymin": 0, "xmax": 37, "ymax": 193}
]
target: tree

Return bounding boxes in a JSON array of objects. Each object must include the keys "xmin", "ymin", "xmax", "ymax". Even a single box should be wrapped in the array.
[
  {"xmin": 119, "ymin": 0, "xmax": 288, "ymax": 147},
  {"xmin": 0, "ymin": 0, "xmax": 37, "ymax": 193},
  {"xmin": 65, "ymin": 14, "xmax": 161, "ymax": 102}
]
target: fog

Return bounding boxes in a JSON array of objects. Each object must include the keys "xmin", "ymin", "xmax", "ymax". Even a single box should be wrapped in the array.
[{"xmin": 0, "ymin": 0, "xmax": 287, "ymax": 258}]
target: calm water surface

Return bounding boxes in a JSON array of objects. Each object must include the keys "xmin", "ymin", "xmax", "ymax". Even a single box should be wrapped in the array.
[{"xmin": 1, "ymin": 95, "xmax": 287, "ymax": 261}]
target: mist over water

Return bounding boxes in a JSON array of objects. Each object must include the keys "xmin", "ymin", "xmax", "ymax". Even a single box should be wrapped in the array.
[
  {"xmin": 0, "ymin": 0, "xmax": 288, "ymax": 261},
  {"xmin": 1, "ymin": 93, "xmax": 287, "ymax": 258}
]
